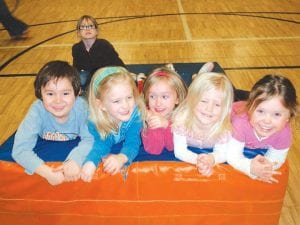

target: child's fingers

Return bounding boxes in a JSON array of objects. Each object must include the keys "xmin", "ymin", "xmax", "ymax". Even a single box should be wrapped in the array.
[
  {"xmin": 103, "ymin": 160, "xmax": 115, "ymax": 173},
  {"xmin": 110, "ymin": 167, "xmax": 119, "ymax": 175},
  {"xmin": 65, "ymin": 174, "xmax": 80, "ymax": 182},
  {"xmin": 81, "ymin": 173, "xmax": 92, "ymax": 182},
  {"xmin": 272, "ymin": 170, "xmax": 282, "ymax": 175},
  {"xmin": 198, "ymin": 167, "xmax": 213, "ymax": 177},
  {"xmin": 52, "ymin": 165, "xmax": 64, "ymax": 172},
  {"xmin": 258, "ymin": 176, "xmax": 278, "ymax": 184},
  {"xmin": 104, "ymin": 164, "xmax": 117, "ymax": 175},
  {"xmin": 259, "ymin": 169, "xmax": 281, "ymax": 182},
  {"xmin": 255, "ymin": 154, "xmax": 266, "ymax": 163},
  {"xmin": 147, "ymin": 118, "xmax": 161, "ymax": 128},
  {"xmin": 269, "ymin": 176, "xmax": 279, "ymax": 183}
]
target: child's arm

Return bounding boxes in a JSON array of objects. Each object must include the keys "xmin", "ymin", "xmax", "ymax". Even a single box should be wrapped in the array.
[
  {"xmin": 119, "ymin": 111, "xmax": 143, "ymax": 164},
  {"xmin": 84, "ymin": 121, "xmax": 112, "ymax": 166},
  {"xmin": 164, "ymin": 124, "xmax": 174, "ymax": 151},
  {"xmin": 63, "ymin": 98, "xmax": 94, "ymax": 181},
  {"xmin": 210, "ymin": 142, "xmax": 228, "ymax": 164},
  {"xmin": 71, "ymin": 43, "xmax": 83, "ymax": 70},
  {"xmin": 81, "ymin": 121, "xmax": 113, "ymax": 182},
  {"xmin": 101, "ymin": 110, "xmax": 143, "ymax": 175},
  {"xmin": 227, "ymin": 138, "xmax": 277, "ymax": 181},
  {"xmin": 264, "ymin": 147, "xmax": 289, "ymax": 170},
  {"xmin": 142, "ymin": 127, "xmax": 166, "ymax": 155},
  {"xmin": 142, "ymin": 111, "xmax": 172, "ymax": 154},
  {"xmin": 173, "ymin": 132, "xmax": 197, "ymax": 165},
  {"xmin": 12, "ymin": 102, "xmax": 45, "ymax": 175},
  {"xmin": 226, "ymin": 138, "xmax": 255, "ymax": 178},
  {"xmin": 101, "ymin": 40, "xmax": 126, "ymax": 67}
]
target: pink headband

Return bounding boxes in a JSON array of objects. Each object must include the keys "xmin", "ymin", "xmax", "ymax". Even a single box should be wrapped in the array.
[{"xmin": 152, "ymin": 71, "xmax": 169, "ymax": 77}]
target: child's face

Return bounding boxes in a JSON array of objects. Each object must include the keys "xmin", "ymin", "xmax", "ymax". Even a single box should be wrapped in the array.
[
  {"xmin": 194, "ymin": 88, "xmax": 223, "ymax": 127},
  {"xmin": 97, "ymin": 81, "xmax": 135, "ymax": 124},
  {"xmin": 250, "ymin": 95, "xmax": 290, "ymax": 138},
  {"xmin": 41, "ymin": 77, "xmax": 76, "ymax": 123},
  {"xmin": 78, "ymin": 19, "xmax": 98, "ymax": 40},
  {"xmin": 148, "ymin": 80, "xmax": 178, "ymax": 118}
]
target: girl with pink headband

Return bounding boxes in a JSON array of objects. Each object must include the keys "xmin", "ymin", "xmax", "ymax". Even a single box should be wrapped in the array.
[{"xmin": 141, "ymin": 66, "xmax": 187, "ymax": 155}]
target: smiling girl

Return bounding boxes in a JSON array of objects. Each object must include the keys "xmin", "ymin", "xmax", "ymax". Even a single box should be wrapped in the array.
[
  {"xmin": 141, "ymin": 67, "xmax": 187, "ymax": 155},
  {"xmin": 80, "ymin": 66, "xmax": 146, "ymax": 182},
  {"xmin": 172, "ymin": 72, "xmax": 234, "ymax": 176},
  {"xmin": 227, "ymin": 74, "xmax": 298, "ymax": 183}
]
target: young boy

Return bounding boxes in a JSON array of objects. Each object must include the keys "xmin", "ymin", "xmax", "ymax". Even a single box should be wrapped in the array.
[
  {"xmin": 72, "ymin": 15, "xmax": 125, "ymax": 93},
  {"xmin": 12, "ymin": 60, "xmax": 93, "ymax": 185}
]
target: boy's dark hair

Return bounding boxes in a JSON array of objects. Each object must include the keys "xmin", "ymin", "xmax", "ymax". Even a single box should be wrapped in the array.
[{"xmin": 34, "ymin": 60, "xmax": 81, "ymax": 99}]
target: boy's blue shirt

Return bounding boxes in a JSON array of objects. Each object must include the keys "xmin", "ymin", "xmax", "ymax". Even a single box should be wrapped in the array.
[
  {"xmin": 12, "ymin": 97, "xmax": 94, "ymax": 174},
  {"xmin": 85, "ymin": 105, "xmax": 143, "ymax": 167}
]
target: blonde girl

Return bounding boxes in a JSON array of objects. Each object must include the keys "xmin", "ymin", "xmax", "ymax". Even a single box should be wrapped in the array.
[
  {"xmin": 142, "ymin": 67, "xmax": 187, "ymax": 155},
  {"xmin": 172, "ymin": 72, "xmax": 234, "ymax": 176},
  {"xmin": 81, "ymin": 66, "xmax": 145, "ymax": 182}
]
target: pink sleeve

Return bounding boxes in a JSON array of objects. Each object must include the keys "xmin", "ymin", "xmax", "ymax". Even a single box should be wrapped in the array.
[
  {"xmin": 142, "ymin": 128, "xmax": 165, "ymax": 155},
  {"xmin": 164, "ymin": 124, "xmax": 174, "ymax": 151}
]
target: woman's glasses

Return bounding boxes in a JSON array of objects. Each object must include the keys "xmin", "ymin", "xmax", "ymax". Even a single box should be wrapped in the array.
[{"xmin": 79, "ymin": 24, "xmax": 96, "ymax": 30}]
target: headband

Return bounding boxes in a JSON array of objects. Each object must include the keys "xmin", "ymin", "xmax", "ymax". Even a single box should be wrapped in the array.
[
  {"xmin": 93, "ymin": 66, "xmax": 127, "ymax": 94},
  {"xmin": 152, "ymin": 71, "xmax": 170, "ymax": 77}
]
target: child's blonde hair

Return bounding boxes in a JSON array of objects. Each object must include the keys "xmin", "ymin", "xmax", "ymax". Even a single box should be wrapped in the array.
[
  {"xmin": 173, "ymin": 72, "xmax": 234, "ymax": 139},
  {"xmin": 88, "ymin": 66, "xmax": 146, "ymax": 139},
  {"xmin": 142, "ymin": 67, "xmax": 187, "ymax": 108}
]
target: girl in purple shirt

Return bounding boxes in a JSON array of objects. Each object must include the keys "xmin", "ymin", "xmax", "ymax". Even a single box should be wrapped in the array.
[{"xmin": 227, "ymin": 74, "xmax": 298, "ymax": 183}]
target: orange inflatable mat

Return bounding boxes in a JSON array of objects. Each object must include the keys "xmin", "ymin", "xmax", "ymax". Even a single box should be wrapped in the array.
[{"xmin": 0, "ymin": 160, "xmax": 288, "ymax": 225}]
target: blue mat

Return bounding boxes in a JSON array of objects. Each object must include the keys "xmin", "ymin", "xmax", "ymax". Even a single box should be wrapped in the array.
[{"xmin": 0, "ymin": 132, "xmax": 266, "ymax": 163}]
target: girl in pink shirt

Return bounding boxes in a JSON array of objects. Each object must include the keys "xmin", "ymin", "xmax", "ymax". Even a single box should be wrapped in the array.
[
  {"xmin": 227, "ymin": 74, "xmax": 298, "ymax": 183},
  {"xmin": 141, "ymin": 66, "xmax": 187, "ymax": 155}
]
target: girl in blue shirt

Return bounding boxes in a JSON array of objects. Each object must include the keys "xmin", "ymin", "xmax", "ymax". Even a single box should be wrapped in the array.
[{"xmin": 81, "ymin": 66, "xmax": 146, "ymax": 182}]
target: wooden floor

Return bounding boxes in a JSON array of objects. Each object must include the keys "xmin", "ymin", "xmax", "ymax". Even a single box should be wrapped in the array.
[{"xmin": 1, "ymin": 0, "xmax": 300, "ymax": 224}]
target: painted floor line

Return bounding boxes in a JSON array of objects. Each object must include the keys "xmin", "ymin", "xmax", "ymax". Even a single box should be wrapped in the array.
[
  {"xmin": 177, "ymin": 0, "xmax": 192, "ymax": 40},
  {"xmin": 0, "ymin": 36, "xmax": 300, "ymax": 50}
]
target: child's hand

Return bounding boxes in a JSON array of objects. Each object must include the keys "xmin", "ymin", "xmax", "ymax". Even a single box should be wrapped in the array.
[
  {"xmin": 250, "ymin": 155, "xmax": 280, "ymax": 183},
  {"xmin": 62, "ymin": 160, "xmax": 81, "ymax": 182},
  {"xmin": 146, "ymin": 111, "xmax": 168, "ymax": 129},
  {"xmin": 196, "ymin": 154, "xmax": 214, "ymax": 177},
  {"xmin": 103, "ymin": 153, "xmax": 128, "ymax": 175},
  {"xmin": 47, "ymin": 170, "xmax": 65, "ymax": 185},
  {"xmin": 81, "ymin": 161, "xmax": 96, "ymax": 182},
  {"xmin": 35, "ymin": 164, "xmax": 65, "ymax": 186}
]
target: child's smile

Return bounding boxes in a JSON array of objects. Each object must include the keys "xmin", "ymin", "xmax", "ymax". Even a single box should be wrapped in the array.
[{"xmin": 41, "ymin": 78, "xmax": 76, "ymax": 123}]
